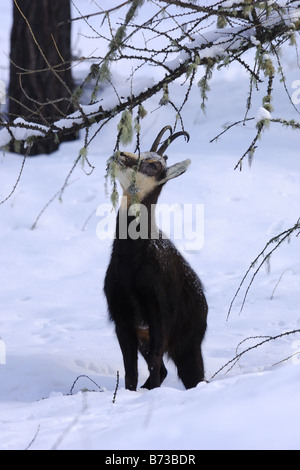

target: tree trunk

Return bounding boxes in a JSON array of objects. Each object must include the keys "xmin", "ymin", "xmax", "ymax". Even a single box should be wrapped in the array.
[{"xmin": 9, "ymin": 0, "xmax": 76, "ymax": 155}]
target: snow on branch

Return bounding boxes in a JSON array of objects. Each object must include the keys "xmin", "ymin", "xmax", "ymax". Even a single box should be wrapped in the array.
[{"xmin": 0, "ymin": 118, "xmax": 49, "ymax": 148}]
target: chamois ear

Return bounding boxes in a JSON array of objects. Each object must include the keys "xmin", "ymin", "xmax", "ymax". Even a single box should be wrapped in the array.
[{"xmin": 158, "ymin": 159, "xmax": 191, "ymax": 185}]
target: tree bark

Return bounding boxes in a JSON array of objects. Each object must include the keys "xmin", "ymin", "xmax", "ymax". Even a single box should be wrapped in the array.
[{"xmin": 9, "ymin": 0, "xmax": 76, "ymax": 155}]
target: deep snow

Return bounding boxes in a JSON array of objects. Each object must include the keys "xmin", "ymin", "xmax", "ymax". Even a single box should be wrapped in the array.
[{"xmin": 0, "ymin": 1, "xmax": 299, "ymax": 451}]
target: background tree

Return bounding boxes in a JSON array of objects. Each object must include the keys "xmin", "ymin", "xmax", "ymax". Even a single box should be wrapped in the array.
[{"xmin": 9, "ymin": 0, "xmax": 76, "ymax": 155}]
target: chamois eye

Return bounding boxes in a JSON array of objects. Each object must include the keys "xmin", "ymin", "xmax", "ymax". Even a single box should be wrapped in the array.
[
  {"xmin": 145, "ymin": 161, "xmax": 162, "ymax": 176},
  {"xmin": 139, "ymin": 159, "xmax": 162, "ymax": 176},
  {"xmin": 149, "ymin": 162, "xmax": 159, "ymax": 170}
]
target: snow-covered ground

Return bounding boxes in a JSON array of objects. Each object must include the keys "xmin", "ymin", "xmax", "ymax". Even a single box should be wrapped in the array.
[{"xmin": 0, "ymin": 2, "xmax": 299, "ymax": 451}]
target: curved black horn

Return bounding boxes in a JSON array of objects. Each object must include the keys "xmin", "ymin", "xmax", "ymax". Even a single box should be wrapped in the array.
[
  {"xmin": 157, "ymin": 131, "xmax": 190, "ymax": 156},
  {"xmin": 150, "ymin": 125, "xmax": 173, "ymax": 152}
]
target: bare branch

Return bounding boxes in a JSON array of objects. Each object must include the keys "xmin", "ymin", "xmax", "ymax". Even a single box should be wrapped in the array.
[
  {"xmin": 58, "ymin": 1, "xmax": 131, "ymax": 27},
  {"xmin": 227, "ymin": 219, "xmax": 300, "ymax": 320},
  {"xmin": 211, "ymin": 329, "xmax": 300, "ymax": 380}
]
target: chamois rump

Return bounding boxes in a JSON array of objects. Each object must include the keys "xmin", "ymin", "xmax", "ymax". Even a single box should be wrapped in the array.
[{"xmin": 104, "ymin": 126, "xmax": 208, "ymax": 390}]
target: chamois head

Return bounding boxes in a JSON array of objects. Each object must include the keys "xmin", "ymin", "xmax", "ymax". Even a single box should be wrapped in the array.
[{"xmin": 115, "ymin": 126, "xmax": 191, "ymax": 203}]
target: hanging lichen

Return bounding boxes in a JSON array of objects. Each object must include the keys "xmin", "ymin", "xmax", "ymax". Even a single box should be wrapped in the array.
[
  {"xmin": 105, "ymin": 152, "xmax": 120, "ymax": 210},
  {"xmin": 198, "ymin": 59, "xmax": 215, "ymax": 112},
  {"xmin": 117, "ymin": 110, "xmax": 133, "ymax": 146}
]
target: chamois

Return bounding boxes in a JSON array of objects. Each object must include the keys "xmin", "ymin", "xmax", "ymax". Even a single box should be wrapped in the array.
[{"xmin": 104, "ymin": 126, "xmax": 208, "ymax": 390}]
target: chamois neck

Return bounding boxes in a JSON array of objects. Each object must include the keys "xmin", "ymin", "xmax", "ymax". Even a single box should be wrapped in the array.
[{"xmin": 116, "ymin": 191, "xmax": 161, "ymax": 241}]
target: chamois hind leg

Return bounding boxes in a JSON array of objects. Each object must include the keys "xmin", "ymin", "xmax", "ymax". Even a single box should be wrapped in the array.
[{"xmin": 173, "ymin": 345, "xmax": 205, "ymax": 390}]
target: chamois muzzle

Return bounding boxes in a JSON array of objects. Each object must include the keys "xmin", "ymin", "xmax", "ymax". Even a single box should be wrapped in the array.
[{"xmin": 118, "ymin": 151, "xmax": 138, "ymax": 167}]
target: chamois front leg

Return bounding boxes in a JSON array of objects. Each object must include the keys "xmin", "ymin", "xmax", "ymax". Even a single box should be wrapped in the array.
[
  {"xmin": 146, "ymin": 322, "xmax": 166, "ymax": 390},
  {"xmin": 115, "ymin": 323, "xmax": 139, "ymax": 391},
  {"xmin": 140, "ymin": 358, "xmax": 167, "ymax": 390}
]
